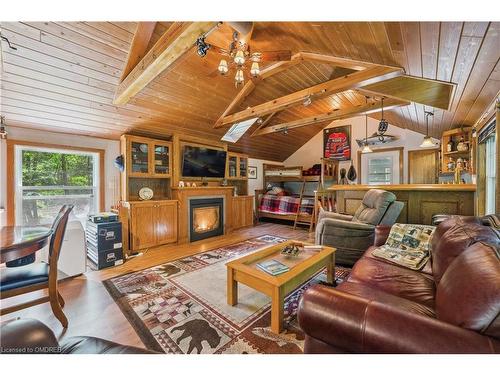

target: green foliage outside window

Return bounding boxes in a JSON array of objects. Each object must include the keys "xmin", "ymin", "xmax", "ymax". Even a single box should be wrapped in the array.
[{"xmin": 22, "ymin": 150, "xmax": 94, "ymax": 195}]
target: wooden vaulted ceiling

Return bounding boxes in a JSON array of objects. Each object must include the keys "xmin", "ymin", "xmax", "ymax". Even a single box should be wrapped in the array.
[{"xmin": 0, "ymin": 21, "xmax": 499, "ymax": 161}]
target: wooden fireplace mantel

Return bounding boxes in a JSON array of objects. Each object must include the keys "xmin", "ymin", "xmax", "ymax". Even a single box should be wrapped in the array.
[{"xmin": 172, "ymin": 186, "xmax": 235, "ymax": 244}]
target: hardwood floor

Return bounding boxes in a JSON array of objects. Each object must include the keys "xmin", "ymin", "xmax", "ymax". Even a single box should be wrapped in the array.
[{"xmin": 0, "ymin": 223, "xmax": 313, "ymax": 348}]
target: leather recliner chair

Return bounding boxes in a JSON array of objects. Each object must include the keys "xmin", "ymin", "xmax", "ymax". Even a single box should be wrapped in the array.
[
  {"xmin": 315, "ymin": 189, "xmax": 404, "ymax": 265},
  {"xmin": 0, "ymin": 318, "xmax": 155, "ymax": 354},
  {"xmin": 299, "ymin": 216, "xmax": 500, "ymax": 353}
]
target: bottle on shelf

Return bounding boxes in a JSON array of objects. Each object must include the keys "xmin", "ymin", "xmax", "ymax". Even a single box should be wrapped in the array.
[
  {"xmin": 456, "ymin": 136, "xmax": 468, "ymax": 152},
  {"xmin": 447, "ymin": 157, "xmax": 456, "ymax": 172},
  {"xmin": 446, "ymin": 138, "xmax": 454, "ymax": 152}
]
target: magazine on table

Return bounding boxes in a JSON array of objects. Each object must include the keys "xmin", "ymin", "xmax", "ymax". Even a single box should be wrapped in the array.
[{"xmin": 256, "ymin": 259, "xmax": 289, "ymax": 275}]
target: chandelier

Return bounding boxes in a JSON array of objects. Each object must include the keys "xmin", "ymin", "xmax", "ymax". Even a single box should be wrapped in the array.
[
  {"xmin": 196, "ymin": 28, "xmax": 291, "ymax": 88},
  {"xmin": 216, "ymin": 32, "xmax": 263, "ymax": 87}
]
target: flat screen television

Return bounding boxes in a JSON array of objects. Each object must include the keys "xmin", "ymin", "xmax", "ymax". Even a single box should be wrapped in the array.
[{"xmin": 181, "ymin": 145, "xmax": 227, "ymax": 178}]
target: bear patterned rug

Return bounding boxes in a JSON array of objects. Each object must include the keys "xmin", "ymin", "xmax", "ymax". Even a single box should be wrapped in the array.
[{"xmin": 103, "ymin": 235, "xmax": 350, "ymax": 354}]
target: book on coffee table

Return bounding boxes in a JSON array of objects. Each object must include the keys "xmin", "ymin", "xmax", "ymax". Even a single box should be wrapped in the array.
[{"xmin": 256, "ymin": 259, "xmax": 289, "ymax": 276}]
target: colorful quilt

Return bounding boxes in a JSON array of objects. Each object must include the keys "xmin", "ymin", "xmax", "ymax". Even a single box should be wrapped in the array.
[{"xmin": 258, "ymin": 194, "xmax": 314, "ymax": 216}]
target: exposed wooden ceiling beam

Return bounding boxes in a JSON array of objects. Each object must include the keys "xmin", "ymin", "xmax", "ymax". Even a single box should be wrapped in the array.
[
  {"xmin": 114, "ymin": 22, "xmax": 218, "ymax": 105},
  {"xmin": 252, "ymin": 98, "xmax": 409, "ymax": 136},
  {"xmin": 119, "ymin": 22, "xmax": 157, "ymax": 82},
  {"xmin": 360, "ymin": 75, "xmax": 456, "ymax": 110},
  {"xmin": 250, "ymin": 111, "xmax": 277, "ymax": 136},
  {"xmin": 218, "ymin": 66, "xmax": 403, "ymax": 127},
  {"xmin": 214, "ymin": 81, "xmax": 256, "ymax": 128},
  {"xmin": 213, "ymin": 53, "xmax": 303, "ymax": 128},
  {"xmin": 226, "ymin": 22, "xmax": 254, "ymax": 42},
  {"xmin": 299, "ymin": 52, "xmax": 400, "ymax": 71}
]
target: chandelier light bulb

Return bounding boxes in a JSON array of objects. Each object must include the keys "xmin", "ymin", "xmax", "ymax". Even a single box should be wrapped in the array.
[
  {"xmin": 218, "ymin": 59, "xmax": 228, "ymax": 75},
  {"xmin": 235, "ymin": 69, "xmax": 245, "ymax": 86},
  {"xmin": 234, "ymin": 50, "xmax": 245, "ymax": 66},
  {"xmin": 250, "ymin": 62, "xmax": 260, "ymax": 77}
]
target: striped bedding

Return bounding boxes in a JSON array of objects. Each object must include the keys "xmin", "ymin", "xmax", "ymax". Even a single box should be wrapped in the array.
[{"xmin": 258, "ymin": 194, "xmax": 315, "ymax": 216}]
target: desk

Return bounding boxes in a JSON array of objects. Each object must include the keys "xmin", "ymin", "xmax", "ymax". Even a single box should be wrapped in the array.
[{"xmin": 0, "ymin": 226, "xmax": 52, "ymax": 264}]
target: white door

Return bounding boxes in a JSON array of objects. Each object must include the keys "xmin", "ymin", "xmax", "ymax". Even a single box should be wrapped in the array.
[{"xmin": 361, "ymin": 150, "xmax": 401, "ymax": 185}]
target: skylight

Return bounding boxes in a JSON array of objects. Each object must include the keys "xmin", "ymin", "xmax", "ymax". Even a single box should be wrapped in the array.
[{"xmin": 221, "ymin": 118, "xmax": 258, "ymax": 143}]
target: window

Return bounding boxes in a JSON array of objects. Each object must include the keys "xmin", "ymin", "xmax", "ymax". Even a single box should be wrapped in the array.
[
  {"xmin": 14, "ymin": 144, "xmax": 101, "ymax": 227},
  {"xmin": 221, "ymin": 118, "xmax": 258, "ymax": 143},
  {"xmin": 368, "ymin": 157, "xmax": 393, "ymax": 185},
  {"xmin": 484, "ymin": 133, "xmax": 496, "ymax": 214},
  {"xmin": 360, "ymin": 148, "xmax": 402, "ymax": 185}
]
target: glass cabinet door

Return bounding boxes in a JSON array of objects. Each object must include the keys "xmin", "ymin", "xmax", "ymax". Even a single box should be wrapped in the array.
[
  {"xmin": 228, "ymin": 155, "xmax": 238, "ymax": 178},
  {"xmin": 130, "ymin": 141, "xmax": 150, "ymax": 175},
  {"xmin": 239, "ymin": 157, "xmax": 248, "ymax": 178},
  {"xmin": 153, "ymin": 143, "xmax": 170, "ymax": 176}
]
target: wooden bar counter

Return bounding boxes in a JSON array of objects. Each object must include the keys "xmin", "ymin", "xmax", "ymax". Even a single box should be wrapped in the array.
[{"xmin": 327, "ymin": 184, "xmax": 476, "ymax": 225}]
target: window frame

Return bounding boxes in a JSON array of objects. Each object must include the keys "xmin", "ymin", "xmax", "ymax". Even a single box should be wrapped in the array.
[
  {"xmin": 6, "ymin": 139, "xmax": 105, "ymax": 226},
  {"xmin": 357, "ymin": 146, "xmax": 404, "ymax": 185}
]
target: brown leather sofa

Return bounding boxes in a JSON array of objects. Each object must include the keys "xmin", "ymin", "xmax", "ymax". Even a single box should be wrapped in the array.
[
  {"xmin": 0, "ymin": 318, "xmax": 155, "ymax": 354},
  {"xmin": 298, "ymin": 216, "xmax": 500, "ymax": 353}
]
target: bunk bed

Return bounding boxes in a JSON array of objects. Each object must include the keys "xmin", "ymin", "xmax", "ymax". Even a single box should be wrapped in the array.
[{"xmin": 255, "ymin": 159, "xmax": 338, "ymax": 230}]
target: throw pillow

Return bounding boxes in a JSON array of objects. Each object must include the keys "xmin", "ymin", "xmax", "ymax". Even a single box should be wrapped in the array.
[{"xmin": 372, "ymin": 223, "xmax": 436, "ymax": 270}]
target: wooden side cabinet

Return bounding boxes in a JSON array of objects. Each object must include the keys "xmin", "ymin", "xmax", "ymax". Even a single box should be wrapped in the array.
[
  {"xmin": 232, "ymin": 196, "xmax": 254, "ymax": 229},
  {"xmin": 129, "ymin": 200, "xmax": 178, "ymax": 250}
]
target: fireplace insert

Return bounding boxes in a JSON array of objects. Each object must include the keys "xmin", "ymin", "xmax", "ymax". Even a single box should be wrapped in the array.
[{"xmin": 189, "ymin": 197, "xmax": 224, "ymax": 242}]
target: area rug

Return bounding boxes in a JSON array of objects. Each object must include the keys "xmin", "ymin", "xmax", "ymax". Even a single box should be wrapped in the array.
[{"xmin": 103, "ymin": 235, "xmax": 350, "ymax": 354}]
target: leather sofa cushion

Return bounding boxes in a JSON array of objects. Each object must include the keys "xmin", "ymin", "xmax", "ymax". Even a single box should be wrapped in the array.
[
  {"xmin": 0, "ymin": 318, "xmax": 59, "ymax": 353},
  {"xmin": 352, "ymin": 189, "xmax": 396, "ymax": 225},
  {"xmin": 432, "ymin": 219, "xmax": 500, "ymax": 284},
  {"xmin": 431, "ymin": 216, "xmax": 482, "ymax": 249},
  {"xmin": 436, "ymin": 242, "xmax": 500, "ymax": 339},
  {"xmin": 60, "ymin": 336, "xmax": 154, "ymax": 354},
  {"xmin": 347, "ymin": 255, "xmax": 435, "ymax": 308},
  {"xmin": 364, "ymin": 245, "xmax": 433, "ymax": 275},
  {"xmin": 337, "ymin": 281, "xmax": 435, "ymax": 317},
  {"xmin": 0, "ymin": 263, "xmax": 49, "ymax": 292}
]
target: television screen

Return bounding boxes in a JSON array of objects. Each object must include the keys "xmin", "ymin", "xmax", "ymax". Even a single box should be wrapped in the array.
[{"xmin": 181, "ymin": 145, "xmax": 227, "ymax": 178}]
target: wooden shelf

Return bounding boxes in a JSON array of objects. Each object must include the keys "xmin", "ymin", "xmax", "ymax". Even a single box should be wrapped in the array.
[
  {"xmin": 443, "ymin": 150, "xmax": 470, "ymax": 156},
  {"xmin": 440, "ymin": 127, "xmax": 475, "ymax": 175}
]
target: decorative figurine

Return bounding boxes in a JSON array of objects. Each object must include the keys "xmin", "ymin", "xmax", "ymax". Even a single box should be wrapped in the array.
[{"xmin": 281, "ymin": 244, "xmax": 301, "ymax": 257}]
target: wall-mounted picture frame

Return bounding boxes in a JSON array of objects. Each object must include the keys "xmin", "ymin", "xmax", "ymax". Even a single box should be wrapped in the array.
[
  {"xmin": 248, "ymin": 166, "xmax": 257, "ymax": 179},
  {"xmin": 323, "ymin": 125, "xmax": 351, "ymax": 161}
]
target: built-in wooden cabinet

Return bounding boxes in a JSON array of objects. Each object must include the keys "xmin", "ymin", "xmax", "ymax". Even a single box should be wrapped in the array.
[
  {"xmin": 129, "ymin": 200, "xmax": 178, "ymax": 250},
  {"xmin": 119, "ymin": 133, "xmax": 253, "ymax": 254},
  {"xmin": 440, "ymin": 127, "xmax": 474, "ymax": 174},
  {"xmin": 232, "ymin": 195, "xmax": 254, "ymax": 229},
  {"xmin": 227, "ymin": 152, "xmax": 248, "ymax": 179},
  {"xmin": 124, "ymin": 135, "xmax": 172, "ymax": 178},
  {"xmin": 227, "ymin": 152, "xmax": 249, "ymax": 195}
]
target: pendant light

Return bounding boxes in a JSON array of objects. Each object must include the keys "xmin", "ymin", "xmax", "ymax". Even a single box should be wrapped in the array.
[
  {"xmin": 362, "ymin": 97, "xmax": 373, "ymax": 153},
  {"xmin": 377, "ymin": 97, "xmax": 388, "ymax": 138},
  {"xmin": 420, "ymin": 111, "xmax": 435, "ymax": 148}
]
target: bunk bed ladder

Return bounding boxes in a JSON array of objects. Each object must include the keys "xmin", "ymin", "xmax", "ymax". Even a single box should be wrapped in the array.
[{"xmin": 293, "ymin": 180, "xmax": 319, "ymax": 230}]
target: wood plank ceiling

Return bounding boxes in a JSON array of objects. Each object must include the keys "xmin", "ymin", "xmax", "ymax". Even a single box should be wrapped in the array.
[{"xmin": 1, "ymin": 21, "xmax": 499, "ymax": 161}]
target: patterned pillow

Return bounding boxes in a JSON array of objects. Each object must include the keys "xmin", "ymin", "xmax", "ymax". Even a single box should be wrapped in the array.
[
  {"xmin": 385, "ymin": 223, "xmax": 435, "ymax": 253},
  {"xmin": 372, "ymin": 223, "xmax": 436, "ymax": 270}
]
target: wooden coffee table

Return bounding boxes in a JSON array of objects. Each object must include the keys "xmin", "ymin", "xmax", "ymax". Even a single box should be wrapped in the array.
[{"xmin": 226, "ymin": 240, "xmax": 335, "ymax": 333}]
